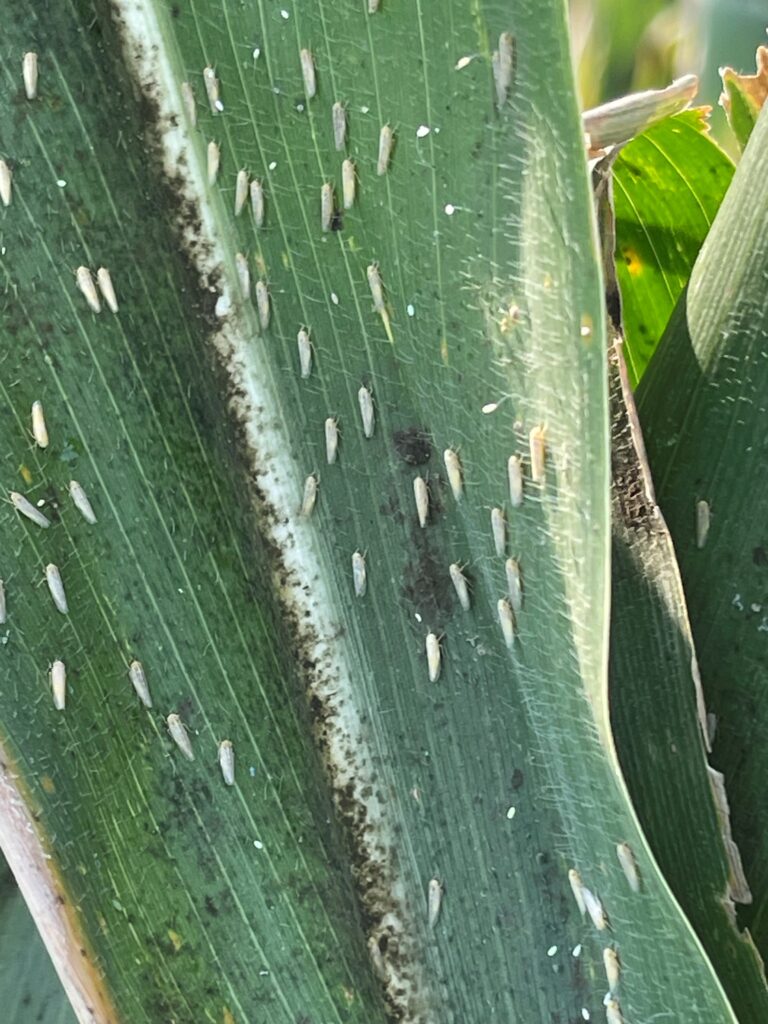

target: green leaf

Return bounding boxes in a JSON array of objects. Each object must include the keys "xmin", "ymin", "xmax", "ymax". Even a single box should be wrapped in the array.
[
  {"xmin": 613, "ymin": 110, "xmax": 734, "ymax": 387},
  {"xmin": 0, "ymin": 865, "xmax": 76, "ymax": 1024},
  {"xmin": 638, "ymin": 97, "xmax": 768, "ymax": 973},
  {"xmin": 0, "ymin": 1, "xmax": 745, "ymax": 1022},
  {"xmin": 720, "ymin": 46, "xmax": 768, "ymax": 150}
]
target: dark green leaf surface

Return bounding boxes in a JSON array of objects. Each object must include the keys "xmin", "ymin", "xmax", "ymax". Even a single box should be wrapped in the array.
[{"xmin": 613, "ymin": 110, "xmax": 734, "ymax": 386}]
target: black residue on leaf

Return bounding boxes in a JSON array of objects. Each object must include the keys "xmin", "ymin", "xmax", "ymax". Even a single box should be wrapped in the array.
[{"xmin": 392, "ymin": 427, "xmax": 432, "ymax": 466}]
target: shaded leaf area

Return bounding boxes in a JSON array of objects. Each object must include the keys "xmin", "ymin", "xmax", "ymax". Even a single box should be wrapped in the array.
[
  {"xmin": 0, "ymin": 4, "xmax": 742, "ymax": 1024},
  {"xmin": 608, "ymin": 341, "xmax": 768, "ymax": 1023},
  {"xmin": 613, "ymin": 109, "xmax": 734, "ymax": 387},
  {"xmin": 637, "ymin": 100, "xmax": 768, "ymax": 969}
]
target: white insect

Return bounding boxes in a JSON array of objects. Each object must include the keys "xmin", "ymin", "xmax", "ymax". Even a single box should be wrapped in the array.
[
  {"xmin": 605, "ymin": 998, "xmax": 624, "ymax": 1024},
  {"xmin": 427, "ymin": 877, "xmax": 443, "ymax": 927},
  {"xmin": 256, "ymin": 280, "xmax": 270, "ymax": 330},
  {"xmin": 367, "ymin": 262, "xmax": 385, "ymax": 310},
  {"xmin": 50, "ymin": 660, "xmax": 66, "ymax": 711},
  {"xmin": 321, "ymin": 182, "xmax": 334, "ymax": 232},
  {"xmin": 300, "ymin": 48, "xmax": 316, "ymax": 98},
  {"xmin": 235, "ymin": 252, "xmax": 250, "ymax": 299},
  {"xmin": 0, "ymin": 159, "xmax": 11, "ymax": 207},
  {"xmin": 583, "ymin": 886, "xmax": 608, "ymax": 930},
  {"xmin": 568, "ymin": 868, "xmax": 587, "ymax": 916},
  {"xmin": 234, "ymin": 169, "xmax": 249, "ymax": 216},
  {"xmin": 180, "ymin": 81, "xmax": 196, "ymax": 126},
  {"xmin": 491, "ymin": 507, "xmax": 506, "ymax": 555},
  {"xmin": 414, "ymin": 476, "xmax": 429, "ymax": 528},
  {"xmin": 301, "ymin": 474, "xmax": 318, "ymax": 517},
  {"xmin": 219, "ymin": 739, "xmax": 235, "ymax": 786},
  {"xmin": 358, "ymin": 385, "xmax": 375, "ymax": 438},
  {"xmin": 377, "ymin": 125, "xmax": 394, "ymax": 175},
  {"xmin": 45, "ymin": 563, "xmax": 68, "ymax": 615},
  {"xmin": 497, "ymin": 598, "xmax": 515, "ymax": 647},
  {"xmin": 508, "ymin": 454, "xmax": 523, "ymax": 507},
  {"xmin": 31, "ymin": 400, "xmax": 49, "ymax": 449},
  {"xmin": 426, "ymin": 632, "xmax": 441, "ymax": 682},
  {"xmin": 76, "ymin": 266, "xmax": 101, "ymax": 313},
  {"xmin": 603, "ymin": 947, "xmax": 620, "ymax": 993},
  {"xmin": 250, "ymin": 179, "xmax": 265, "ymax": 227},
  {"xmin": 325, "ymin": 417, "xmax": 339, "ymax": 464},
  {"xmin": 10, "ymin": 491, "xmax": 50, "ymax": 529},
  {"xmin": 505, "ymin": 558, "xmax": 522, "ymax": 612},
  {"xmin": 443, "ymin": 449, "xmax": 463, "ymax": 501},
  {"xmin": 332, "ymin": 101, "xmax": 347, "ymax": 150},
  {"xmin": 298, "ymin": 328, "xmax": 312, "ymax": 378},
  {"xmin": 207, "ymin": 141, "xmax": 220, "ymax": 186},
  {"xmin": 615, "ymin": 842, "xmax": 640, "ymax": 893},
  {"xmin": 96, "ymin": 267, "xmax": 119, "ymax": 313},
  {"xmin": 167, "ymin": 713, "xmax": 195, "ymax": 760},
  {"xmin": 368, "ymin": 0, "xmax": 381, "ymax": 12},
  {"xmin": 352, "ymin": 551, "xmax": 367, "ymax": 597},
  {"xmin": 0, "ymin": 579, "xmax": 6, "ymax": 624},
  {"xmin": 529, "ymin": 425, "xmax": 546, "ymax": 483},
  {"xmin": 696, "ymin": 499, "xmax": 710, "ymax": 550},
  {"xmin": 342, "ymin": 159, "xmax": 356, "ymax": 209},
  {"xmin": 23, "ymin": 52, "xmax": 38, "ymax": 100},
  {"xmin": 69, "ymin": 480, "xmax": 97, "ymax": 524},
  {"xmin": 449, "ymin": 563, "xmax": 470, "ymax": 611},
  {"xmin": 203, "ymin": 65, "xmax": 222, "ymax": 114},
  {"xmin": 128, "ymin": 660, "xmax": 152, "ymax": 708},
  {"xmin": 492, "ymin": 31, "xmax": 515, "ymax": 109}
]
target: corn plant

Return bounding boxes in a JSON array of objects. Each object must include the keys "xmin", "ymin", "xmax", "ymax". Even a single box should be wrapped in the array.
[{"xmin": 1, "ymin": 2, "xmax": 767, "ymax": 1023}]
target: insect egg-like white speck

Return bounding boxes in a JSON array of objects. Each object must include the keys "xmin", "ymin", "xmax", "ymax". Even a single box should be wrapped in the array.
[
  {"xmin": 427, "ymin": 877, "xmax": 443, "ymax": 927},
  {"xmin": 605, "ymin": 998, "xmax": 624, "ymax": 1024},
  {"xmin": 250, "ymin": 178, "xmax": 265, "ymax": 226},
  {"xmin": 615, "ymin": 842, "xmax": 641, "ymax": 892},
  {"xmin": 167, "ymin": 713, "xmax": 195, "ymax": 760},
  {"xmin": 207, "ymin": 141, "xmax": 220, "ymax": 186},
  {"xmin": 426, "ymin": 633, "xmax": 441, "ymax": 682},
  {"xmin": 300, "ymin": 474, "xmax": 318, "ymax": 517},
  {"xmin": 0, "ymin": 579, "xmax": 6, "ymax": 624},
  {"xmin": 491, "ymin": 507, "xmax": 506, "ymax": 555},
  {"xmin": 203, "ymin": 65, "xmax": 221, "ymax": 114},
  {"xmin": 603, "ymin": 947, "xmax": 620, "ymax": 993},
  {"xmin": 505, "ymin": 558, "xmax": 522, "ymax": 612},
  {"xmin": 76, "ymin": 266, "xmax": 101, "ymax": 313},
  {"xmin": 0, "ymin": 160, "xmax": 11, "ymax": 207},
  {"xmin": 256, "ymin": 280, "xmax": 270, "ymax": 330},
  {"xmin": 443, "ymin": 449, "xmax": 463, "ymax": 501},
  {"xmin": 492, "ymin": 31, "xmax": 515, "ymax": 109},
  {"xmin": 377, "ymin": 125, "xmax": 394, "ymax": 175},
  {"xmin": 23, "ymin": 52, "xmax": 38, "ymax": 100},
  {"xmin": 696, "ymin": 499, "xmax": 710, "ymax": 550},
  {"xmin": 235, "ymin": 253, "xmax": 250, "ymax": 299},
  {"xmin": 508, "ymin": 455, "xmax": 523, "ymax": 507},
  {"xmin": 497, "ymin": 598, "xmax": 515, "ymax": 647},
  {"xmin": 219, "ymin": 739, "xmax": 235, "ymax": 785},
  {"xmin": 234, "ymin": 169, "xmax": 249, "ymax": 216},
  {"xmin": 568, "ymin": 868, "xmax": 587, "ymax": 915},
  {"xmin": 358, "ymin": 385, "xmax": 375, "ymax": 438},
  {"xmin": 128, "ymin": 660, "xmax": 152, "ymax": 708},
  {"xmin": 45, "ymin": 563, "xmax": 68, "ymax": 615},
  {"xmin": 10, "ymin": 491, "xmax": 50, "ymax": 529},
  {"xmin": 69, "ymin": 480, "xmax": 97, "ymax": 524},
  {"xmin": 583, "ymin": 886, "xmax": 608, "ymax": 930},
  {"xmin": 325, "ymin": 417, "xmax": 339, "ymax": 464},
  {"xmin": 96, "ymin": 267, "xmax": 119, "ymax": 313},
  {"xmin": 300, "ymin": 48, "xmax": 316, "ymax": 98},
  {"xmin": 342, "ymin": 159, "xmax": 356, "ymax": 209},
  {"xmin": 321, "ymin": 182, "xmax": 333, "ymax": 232},
  {"xmin": 529, "ymin": 425, "xmax": 546, "ymax": 483},
  {"xmin": 332, "ymin": 101, "xmax": 346, "ymax": 150},
  {"xmin": 181, "ymin": 81, "xmax": 196, "ymax": 126},
  {"xmin": 297, "ymin": 328, "xmax": 312, "ymax": 378},
  {"xmin": 31, "ymin": 400, "xmax": 48, "ymax": 449},
  {"xmin": 352, "ymin": 551, "xmax": 366, "ymax": 597},
  {"xmin": 449, "ymin": 563, "xmax": 470, "ymax": 611},
  {"xmin": 414, "ymin": 476, "xmax": 429, "ymax": 528},
  {"xmin": 51, "ymin": 660, "xmax": 66, "ymax": 711}
]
